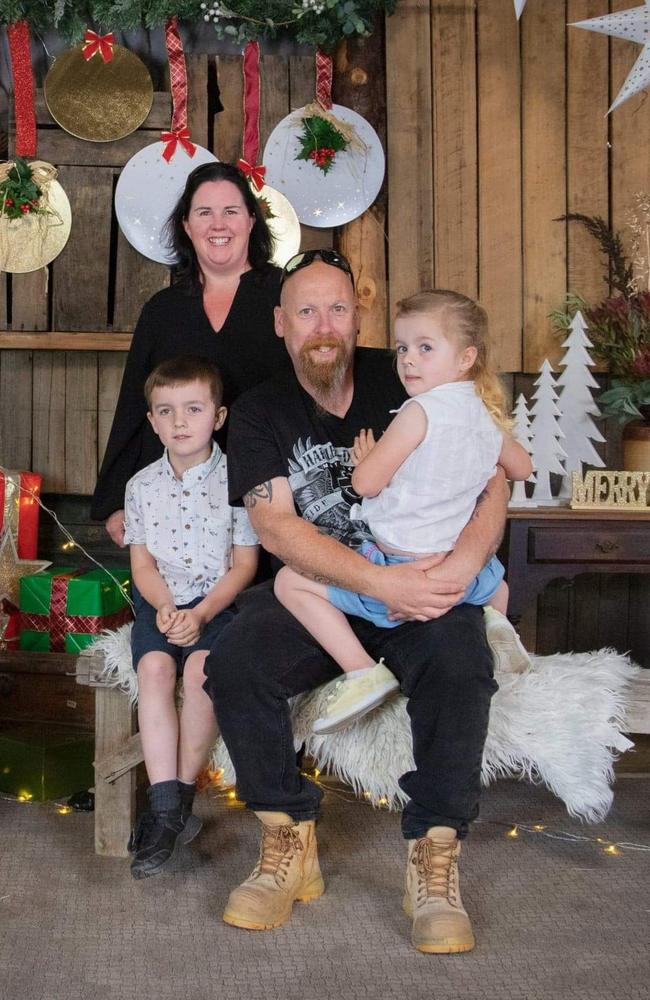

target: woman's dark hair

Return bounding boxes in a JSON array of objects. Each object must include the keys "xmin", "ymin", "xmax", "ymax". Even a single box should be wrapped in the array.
[{"xmin": 164, "ymin": 161, "xmax": 275, "ymax": 290}]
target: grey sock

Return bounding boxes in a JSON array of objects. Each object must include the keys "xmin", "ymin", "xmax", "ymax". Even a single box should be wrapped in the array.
[
  {"xmin": 177, "ymin": 779, "xmax": 196, "ymax": 810},
  {"xmin": 147, "ymin": 779, "xmax": 181, "ymax": 813}
]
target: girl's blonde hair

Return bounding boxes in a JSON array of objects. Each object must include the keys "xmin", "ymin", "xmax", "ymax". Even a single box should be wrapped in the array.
[{"xmin": 395, "ymin": 289, "xmax": 511, "ymax": 430}]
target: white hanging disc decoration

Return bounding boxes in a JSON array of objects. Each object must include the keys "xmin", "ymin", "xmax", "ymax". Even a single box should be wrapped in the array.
[
  {"xmin": 254, "ymin": 183, "xmax": 301, "ymax": 268},
  {"xmin": 263, "ymin": 103, "xmax": 384, "ymax": 228},
  {"xmin": 114, "ymin": 142, "xmax": 217, "ymax": 264}
]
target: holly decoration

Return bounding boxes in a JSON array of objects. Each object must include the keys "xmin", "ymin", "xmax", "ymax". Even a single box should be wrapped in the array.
[
  {"xmin": 0, "ymin": 157, "xmax": 49, "ymax": 220},
  {"xmin": 257, "ymin": 195, "xmax": 276, "ymax": 221},
  {"xmin": 296, "ymin": 116, "xmax": 348, "ymax": 174}
]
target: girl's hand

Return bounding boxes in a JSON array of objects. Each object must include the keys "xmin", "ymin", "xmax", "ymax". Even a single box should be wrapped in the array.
[{"xmin": 352, "ymin": 428, "xmax": 377, "ymax": 466}]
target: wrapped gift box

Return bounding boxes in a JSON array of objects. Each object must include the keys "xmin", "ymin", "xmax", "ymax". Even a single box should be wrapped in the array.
[
  {"xmin": 19, "ymin": 567, "xmax": 132, "ymax": 653},
  {"xmin": 0, "ymin": 723, "xmax": 94, "ymax": 802},
  {"xmin": 0, "ymin": 470, "xmax": 42, "ymax": 559}
]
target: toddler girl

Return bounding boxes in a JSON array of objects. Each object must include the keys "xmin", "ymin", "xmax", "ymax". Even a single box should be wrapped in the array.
[{"xmin": 274, "ymin": 290, "xmax": 533, "ymax": 734}]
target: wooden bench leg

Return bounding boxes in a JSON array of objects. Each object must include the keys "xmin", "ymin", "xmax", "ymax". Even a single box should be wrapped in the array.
[{"xmin": 94, "ymin": 686, "xmax": 135, "ymax": 857}]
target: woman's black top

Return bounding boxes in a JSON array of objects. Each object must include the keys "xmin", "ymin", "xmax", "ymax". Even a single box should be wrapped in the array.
[{"xmin": 91, "ymin": 266, "xmax": 289, "ymax": 520}]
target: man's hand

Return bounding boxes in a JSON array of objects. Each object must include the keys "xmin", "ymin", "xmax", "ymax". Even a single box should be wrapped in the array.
[
  {"xmin": 156, "ymin": 604, "xmax": 178, "ymax": 635},
  {"xmin": 371, "ymin": 554, "xmax": 466, "ymax": 621},
  {"xmin": 105, "ymin": 509, "xmax": 126, "ymax": 547},
  {"xmin": 165, "ymin": 607, "xmax": 204, "ymax": 647},
  {"xmin": 351, "ymin": 428, "xmax": 376, "ymax": 467}
]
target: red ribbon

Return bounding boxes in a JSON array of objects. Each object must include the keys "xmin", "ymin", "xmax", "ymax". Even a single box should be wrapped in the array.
[
  {"xmin": 240, "ymin": 42, "xmax": 266, "ymax": 188},
  {"xmin": 237, "ymin": 159, "xmax": 266, "ymax": 192},
  {"xmin": 315, "ymin": 49, "xmax": 333, "ymax": 111},
  {"xmin": 82, "ymin": 30, "xmax": 115, "ymax": 62},
  {"xmin": 6, "ymin": 20, "xmax": 37, "ymax": 158},
  {"xmin": 164, "ymin": 16, "xmax": 192, "ymax": 158},
  {"xmin": 161, "ymin": 128, "xmax": 196, "ymax": 163},
  {"xmin": 19, "ymin": 572, "xmax": 132, "ymax": 653}
]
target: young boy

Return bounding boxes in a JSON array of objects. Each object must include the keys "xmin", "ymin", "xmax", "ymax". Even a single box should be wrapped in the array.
[{"xmin": 123, "ymin": 356, "xmax": 258, "ymax": 879}]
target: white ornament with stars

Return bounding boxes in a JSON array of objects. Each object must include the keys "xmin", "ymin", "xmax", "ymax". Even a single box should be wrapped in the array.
[
  {"xmin": 115, "ymin": 143, "xmax": 217, "ymax": 264},
  {"xmin": 262, "ymin": 104, "xmax": 385, "ymax": 228},
  {"xmin": 571, "ymin": 1, "xmax": 650, "ymax": 112}
]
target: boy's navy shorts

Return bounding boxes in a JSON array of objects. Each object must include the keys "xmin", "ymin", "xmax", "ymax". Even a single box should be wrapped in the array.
[{"xmin": 131, "ymin": 588, "xmax": 235, "ymax": 675}]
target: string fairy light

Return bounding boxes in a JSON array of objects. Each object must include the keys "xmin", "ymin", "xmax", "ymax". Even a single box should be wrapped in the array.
[
  {"xmin": 482, "ymin": 819, "xmax": 650, "ymax": 857},
  {"xmin": 0, "ymin": 465, "xmax": 134, "ymax": 610}
]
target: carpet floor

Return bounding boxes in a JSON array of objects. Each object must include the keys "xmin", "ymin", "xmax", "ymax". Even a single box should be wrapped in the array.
[{"xmin": 1, "ymin": 775, "xmax": 648, "ymax": 1000}]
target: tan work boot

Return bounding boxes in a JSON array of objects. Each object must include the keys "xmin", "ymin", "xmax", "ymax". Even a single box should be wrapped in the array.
[
  {"xmin": 403, "ymin": 826, "xmax": 475, "ymax": 954},
  {"xmin": 223, "ymin": 812, "xmax": 324, "ymax": 930}
]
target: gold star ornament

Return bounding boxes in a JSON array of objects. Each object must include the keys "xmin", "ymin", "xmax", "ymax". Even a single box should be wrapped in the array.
[{"xmin": 0, "ymin": 530, "xmax": 51, "ymax": 607}]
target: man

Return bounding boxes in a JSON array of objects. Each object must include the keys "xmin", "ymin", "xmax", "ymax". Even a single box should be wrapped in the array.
[{"xmin": 204, "ymin": 249, "xmax": 508, "ymax": 953}]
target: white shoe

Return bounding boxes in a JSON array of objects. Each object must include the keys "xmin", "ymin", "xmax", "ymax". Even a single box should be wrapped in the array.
[
  {"xmin": 312, "ymin": 659, "xmax": 400, "ymax": 735},
  {"xmin": 483, "ymin": 606, "xmax": 531, "ymax": 674}
]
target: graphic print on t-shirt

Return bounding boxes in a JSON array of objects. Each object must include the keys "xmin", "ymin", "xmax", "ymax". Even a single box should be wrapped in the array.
[{"xmin": 287, "ymin": 436, "xmax": 372, "ymax": 550}]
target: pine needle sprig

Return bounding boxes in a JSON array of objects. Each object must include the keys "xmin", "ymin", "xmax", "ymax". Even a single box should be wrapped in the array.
[{"xmin": 556, "ymin": 213, "xmax": 634, "ymax": 298}]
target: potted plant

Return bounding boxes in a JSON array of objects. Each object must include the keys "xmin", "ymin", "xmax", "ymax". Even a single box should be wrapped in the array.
[{"xmin": 552, "ymin": 198, "xmax": 650, "ymax": 471}]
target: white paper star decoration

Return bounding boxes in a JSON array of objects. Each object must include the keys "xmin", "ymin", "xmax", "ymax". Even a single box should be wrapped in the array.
[
  {"xmin": 571, "ymin": 2, "xmax": 650, "ymax": 112},
  {"xmin": 514, "ymin": 0, "xmax": 528, "ymax": 18}
]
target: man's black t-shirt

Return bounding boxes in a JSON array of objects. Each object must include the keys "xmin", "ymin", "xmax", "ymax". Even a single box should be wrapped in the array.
[{"xmin": 227, "ymin": 348, "xmax": 406, "ymax": 552}]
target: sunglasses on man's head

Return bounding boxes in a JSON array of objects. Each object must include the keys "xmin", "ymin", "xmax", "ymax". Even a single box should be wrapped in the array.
[{"xmin": 280, "ymin": 249, "xmax": 355, "ymax": 290}]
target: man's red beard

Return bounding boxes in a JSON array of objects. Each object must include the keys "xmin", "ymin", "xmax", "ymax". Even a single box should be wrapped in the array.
[{"xmin": 296, "ymin": 337, "xmax": 354, "ymax": 394}]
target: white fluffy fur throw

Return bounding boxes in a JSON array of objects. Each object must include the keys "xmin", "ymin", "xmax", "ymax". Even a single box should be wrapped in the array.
[{"xmin": 89, "ymin": 625, "xmax": 637, "ymax": 824}]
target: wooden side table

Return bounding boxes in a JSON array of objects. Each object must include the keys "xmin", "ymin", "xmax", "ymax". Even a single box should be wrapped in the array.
[{"xmin": 502, "ymin": 507, "xmax": 650, "ymax": 652}]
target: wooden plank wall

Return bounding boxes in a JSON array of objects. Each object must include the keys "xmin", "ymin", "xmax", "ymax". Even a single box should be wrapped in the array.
[{"xmin": 386, "ymin": 0, "xmax": 650, "ymax": 369}]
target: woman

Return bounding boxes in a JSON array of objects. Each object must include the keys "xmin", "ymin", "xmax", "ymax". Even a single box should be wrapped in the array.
[{"xmin": 91, "ymin": 161, "xmax": 289, "ymax": 545}]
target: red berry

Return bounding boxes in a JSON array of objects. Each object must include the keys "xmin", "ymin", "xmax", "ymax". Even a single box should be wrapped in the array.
[
  {"xmin": 5, "ymin": 198, "xmax": 13, "ymax": 206},
  {"xmin": 20, "ymin": 203, "xmax": 31, "ymax": 213}
]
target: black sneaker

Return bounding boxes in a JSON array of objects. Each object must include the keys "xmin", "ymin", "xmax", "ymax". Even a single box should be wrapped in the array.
[
  {"xmin": 128, "ymin": 809, "xmax": 185, "ymax": 880},
  {"xmin": 179, "ymin": 811, "xmax": 202, "ymax": 845}
]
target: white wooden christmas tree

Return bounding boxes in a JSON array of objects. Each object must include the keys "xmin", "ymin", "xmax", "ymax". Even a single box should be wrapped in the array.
[
  {"xmin": 529, "ymin": 360, "xmax": 567, "ymax": 504},
  {"xmin": 509, "ymin": 393, "xmax": 537, "ymax": 506},
  {"xmin": 556, "ymin": 311, "xmax": 605, "ymax": 498}
]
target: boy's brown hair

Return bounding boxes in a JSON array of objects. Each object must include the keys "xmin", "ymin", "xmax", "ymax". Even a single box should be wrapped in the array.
[{"xmin": 144, "ymin": 356, "xmax": 224, "ymax": 409}]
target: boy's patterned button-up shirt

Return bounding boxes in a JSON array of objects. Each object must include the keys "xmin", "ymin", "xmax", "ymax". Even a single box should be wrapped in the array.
[{"xmin": 124, "ymin": 443, "xmax": 258, "ymax": 605}]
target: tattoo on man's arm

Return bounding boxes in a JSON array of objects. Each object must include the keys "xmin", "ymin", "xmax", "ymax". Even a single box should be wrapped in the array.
[
  {"xmin": 470, "ymin": 486, "xmax": 489, "ymax": 521},
  {"xmin": 243, "ymin": 481, "xmax": 273, "ymax": 509},
  {"xmin": 470, "ymin": 484, "xmax": 505, "ymax": 554}
]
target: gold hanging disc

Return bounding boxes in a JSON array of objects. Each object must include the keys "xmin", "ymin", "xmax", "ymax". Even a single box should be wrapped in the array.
[{"xmin": 44, "ymin": 44, "xmax": 153, "ymax": 143}]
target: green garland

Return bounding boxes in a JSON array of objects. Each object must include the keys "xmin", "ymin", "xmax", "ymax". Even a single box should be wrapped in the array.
[{"xmin": 0, "ymin": 0, "xmax": 396, "ymax": 50}]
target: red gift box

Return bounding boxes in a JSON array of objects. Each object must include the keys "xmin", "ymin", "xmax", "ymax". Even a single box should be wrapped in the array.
[{"xmin": 0, "ymin": 470, "xmax": 42, "ymax": 559}]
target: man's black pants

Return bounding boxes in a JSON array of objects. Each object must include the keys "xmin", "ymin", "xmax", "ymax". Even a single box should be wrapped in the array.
[{"xmin": 203, "ymin": 581, "xmax": 497, "ymax": 840}]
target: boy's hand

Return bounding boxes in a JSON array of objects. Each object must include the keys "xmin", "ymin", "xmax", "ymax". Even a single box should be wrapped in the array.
[
  {"xmin": 351, "ymin": 428, "xmax": 376, "ymax": 466},
  {"xmin": 156, "ymin": 604, "xmax": 178, "ymax": 634},
  {"xmin": 105, "ymin": 509, "xmax": 126, "ymax": 547},
  {"xmin": 165, "ymin": 607, "xmax": 203, "ymax": 647}
]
